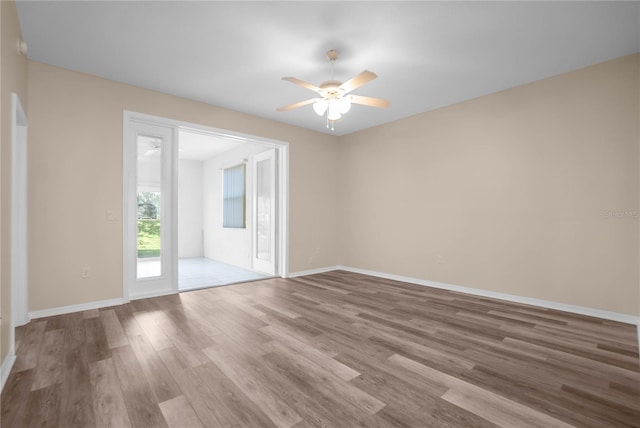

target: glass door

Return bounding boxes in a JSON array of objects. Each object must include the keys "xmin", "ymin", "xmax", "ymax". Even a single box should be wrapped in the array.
[
  {"xmin": 137, "ymin": 134, "xmax": 164, "ymax": 279},
  {"xmin": 126, "ymin": 121, "xmax": 176, "ymax": 299},
  {"xmin": 252, "ymin": 149, "xmax": 277, "ymax": 275}
]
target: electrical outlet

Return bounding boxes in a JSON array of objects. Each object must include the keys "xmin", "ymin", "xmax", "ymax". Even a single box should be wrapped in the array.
[
  {"xmin": 81, "ymin": 267, "xmax": 91, "ymax": 278},
  {"xmin": 436, "ymin": 255, "xmax": 445, "ymax": 265}
]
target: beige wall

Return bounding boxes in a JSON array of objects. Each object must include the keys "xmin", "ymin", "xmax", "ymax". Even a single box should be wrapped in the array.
[
  {"xmin": 339, "ymin": 54, "xmax": 640, "ymax": 316},
  {"xmin": 1, "ymin": 0, "xmax": 28, "ymax": 364},
  {"xmin": 27, "ymin": 60, "xmax": 341, "ymax": 312}
]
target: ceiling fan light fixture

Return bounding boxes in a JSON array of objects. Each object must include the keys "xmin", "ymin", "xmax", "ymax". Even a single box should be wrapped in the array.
[
  {"xmin": 313, "ymin": 99, "xmax": 328, "ymax": 116},
  {"xmin": 337, "ymin": 95, "xmax": 352, "ymax": 114},
  {"xmin": 327, "ymin": 100, "xmax": 342, "ymax": 121}
]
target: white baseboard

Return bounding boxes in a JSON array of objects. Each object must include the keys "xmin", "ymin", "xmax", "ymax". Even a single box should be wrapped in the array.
[
  {"xmin": 0, "ymin": 352, "xmax": 16, "ymax": 393},
  {"xmin": 298, "ymin": 265, "xmax": 640, "ymax": 326},
  {"xmin": 129, "ymin": 289, "xmax": 177, "ymax": 301},
  {"xmin": 29, "ymin": 297, "xmax": 125, "ymax": 319},
  {"xmin": 287, "ymin": 265, "xmax": 341, "ymax": 278}
]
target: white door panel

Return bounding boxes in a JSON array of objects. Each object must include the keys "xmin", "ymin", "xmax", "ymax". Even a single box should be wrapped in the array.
[
  {"xmin": 126, "ymin": 121, "xmax": 177, "ymax": 299},
  {"xmin": 252, "ymin": 149, "xmax": 277, "ymax": 275}
]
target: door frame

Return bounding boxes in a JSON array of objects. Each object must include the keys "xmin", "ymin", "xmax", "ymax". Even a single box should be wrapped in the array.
[
  {"xmin": 10, "ymin": 93, "xmax": 29, "ymax": 357},
  {"xmin": 122, "ymin": 111, "xmax": 289, "ymax": 302}
]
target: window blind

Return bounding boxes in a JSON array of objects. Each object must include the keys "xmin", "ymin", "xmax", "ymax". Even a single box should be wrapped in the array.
[{"xmin": 223, "ymin": 164, "xmax": 246, "ymax": 228}]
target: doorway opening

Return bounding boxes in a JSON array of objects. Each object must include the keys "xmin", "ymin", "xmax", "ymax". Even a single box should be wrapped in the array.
[
  {"xmin": 176, "ymin": 129, "xmax": 277, "ymax": 291},
  {"xmin": 123, "ymin": 112, "xmax": 288, "ymax": 301}
]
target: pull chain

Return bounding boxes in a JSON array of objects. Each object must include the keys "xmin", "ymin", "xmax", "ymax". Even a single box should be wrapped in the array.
[{"xmin": 326, "ymin": 114, "xmax": 334, "ymax": 131}]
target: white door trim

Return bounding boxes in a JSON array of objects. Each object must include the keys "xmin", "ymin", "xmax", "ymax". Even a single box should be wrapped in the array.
[
  {"xmin": 278, "ymin": 146, "xmax": 289, "ymax": 278},
  {"xmin": 122, "ymin": 111, "xmax": 289, "ymax": 300},
  {"xmin": 10, "ymin": 93, "xmax": 29, "ymax": 356}
]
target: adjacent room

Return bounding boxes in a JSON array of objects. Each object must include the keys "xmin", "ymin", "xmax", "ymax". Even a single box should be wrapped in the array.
[
  {"xmin": 1, "ymin": 1, "xmax": 639, "ymax": 427},
  {"xmin": 176, "ymin": 129, "xmax": 273, "ymax": 291}
]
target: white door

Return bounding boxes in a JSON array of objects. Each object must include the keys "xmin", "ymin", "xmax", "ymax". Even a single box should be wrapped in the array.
[
  {"xmin": 125, "ymin": 121, "xmax": 177, "ymax": 299},
  {"xmin": 252, "ymin": 149, "xmax": 277, "ymax": 275}
]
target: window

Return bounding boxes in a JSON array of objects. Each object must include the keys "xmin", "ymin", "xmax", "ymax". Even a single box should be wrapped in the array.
[{"xmin": 223, "ymin": 164, "xmax": 246, "ymax": 228}]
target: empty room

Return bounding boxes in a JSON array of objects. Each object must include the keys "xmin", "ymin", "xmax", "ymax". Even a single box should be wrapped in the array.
[{"xmin": 1, "ymin": 1, "xmax": 639, "ymax": 427}]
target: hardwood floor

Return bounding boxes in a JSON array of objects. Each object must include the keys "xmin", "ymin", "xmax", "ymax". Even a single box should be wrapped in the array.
[{"xmin": 2, "ymin": 270, "xmax": 639, "ymax": 427}]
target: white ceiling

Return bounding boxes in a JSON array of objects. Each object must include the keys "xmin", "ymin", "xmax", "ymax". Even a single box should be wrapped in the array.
[
  {"xmin": 178, "ymin": 129, "xmax": 247, "ymax": 161},
  {"xmin": 16, "ymin": 1, "xmax": 640, "ymax": 136}
]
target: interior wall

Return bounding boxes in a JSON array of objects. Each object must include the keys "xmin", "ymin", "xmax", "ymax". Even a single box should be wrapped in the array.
[
  {"xmin": 27, "ymin": 60, "xmax": 341, "ymax": 312},
  {"xmin": 202, "ymin": 144, "xmax": 270, "ymax": 270},
  {"xmin": 1, "ymin": 0, "xmax": 28, "ymax": 364},
  {"xmin": 338, "ymin": 54, "xmax": 640, "ymax": 316},
  {"xmin": 178, "ymin": 159, "xmax": 203, "ymax": 259}
]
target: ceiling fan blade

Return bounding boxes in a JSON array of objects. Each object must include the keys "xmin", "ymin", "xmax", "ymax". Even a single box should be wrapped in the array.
[
  {"xmin": 350, "ymin": 95, "xmax": 390, "ymax": 108},
  {"xmin": 277, "ymin": 98, "xmax": 316, "ymax": 112},
  {"xmin": 339, "ymin": 70, "xmax": 377, "ymax": 94},
  {"xmin": 282, "ymin": 77, "xmax": 323, "ymax": 94}
]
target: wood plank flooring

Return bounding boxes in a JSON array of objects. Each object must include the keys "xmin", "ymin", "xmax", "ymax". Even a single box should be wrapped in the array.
[{"xmin": 2, "ymin": 270, "xmax": 639, "ymax": 427}]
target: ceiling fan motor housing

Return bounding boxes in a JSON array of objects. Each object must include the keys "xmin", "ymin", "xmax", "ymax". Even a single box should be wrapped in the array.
[{"xmin": 320, "ymin": 80, "xmax": 344, "ymax": 99}]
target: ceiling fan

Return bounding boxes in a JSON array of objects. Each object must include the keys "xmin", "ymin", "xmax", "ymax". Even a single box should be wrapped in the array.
[{"xmin": 277, "ymin": 49, "xmax": 389, "ymax": 130}]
